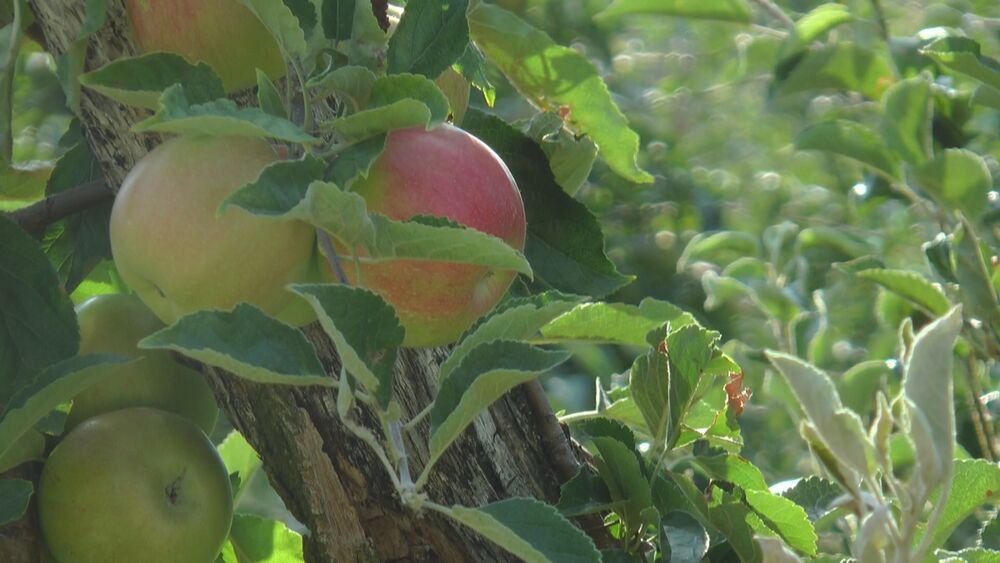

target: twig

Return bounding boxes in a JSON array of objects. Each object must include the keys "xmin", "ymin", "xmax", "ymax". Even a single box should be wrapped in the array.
[
  {"xmin": 317, "ymin": 229, "xmax": 349, "ymax": 284},
  {"xmin": 750, "ymin": 0, "xmax": 796, "ymax": 31},
  {"xmin": 868, "ymin": 0, "xmax": 890, "ymax": 41},
  {"xmin": 5, "ymin": 180, "xmax": 112, "ymax": 235},
  {"xmin": 964, "ymin": 355, "xmax": 997, "ymax": 461}
]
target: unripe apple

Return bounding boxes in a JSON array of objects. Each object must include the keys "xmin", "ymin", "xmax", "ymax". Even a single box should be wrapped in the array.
[
  {"xmin": 110, "ymin": 136, "xmax": 316, "ymax": 326},
  {"xmin": 65, "ymin": 293, "xmax": 218, "ymax": 434},
  {"xmin": 38, "ymin": 408, "xmax": 233, "ymax": 563},
  {"xmin": 323, "ymin": 124, "xmax": 526, "ymax": 347},
  {"xmin": 125, "ymin": 0, "xmax": 285, "ymax": 92}
]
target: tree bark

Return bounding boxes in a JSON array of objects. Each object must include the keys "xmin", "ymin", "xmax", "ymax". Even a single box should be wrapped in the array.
[{"xmin": 27, "ymin": 2, "xmax": 593, "ymax": 561}]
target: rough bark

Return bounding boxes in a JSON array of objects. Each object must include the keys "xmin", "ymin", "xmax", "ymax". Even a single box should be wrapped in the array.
[{"xmin": 26, "ymin": 2, "xmax": 593, "ymax": 561}]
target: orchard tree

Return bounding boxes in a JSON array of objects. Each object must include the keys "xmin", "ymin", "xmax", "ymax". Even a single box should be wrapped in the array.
[{"xmin": 4, "ymin": 0, "xmax": 1000, "ymax": 562}]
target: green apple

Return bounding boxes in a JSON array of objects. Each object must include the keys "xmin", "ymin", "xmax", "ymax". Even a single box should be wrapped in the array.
[
  {"xmin": 38, "ymin": 408, "xmax": 233, "ymax": 563},
  {"xmin": 322, "ymin": 124, "xmax": 526, "ymax": 347},
  {"xmin": 65, "ymin": 293, "xmax": 218, "ymax": 434},
  {"xmin": 110, "ymin": 136, "xmax": 316, "ymax": 326},
  {"xmin": 124, "ymin": 0, "xmax": 285, "ymax": 92}
]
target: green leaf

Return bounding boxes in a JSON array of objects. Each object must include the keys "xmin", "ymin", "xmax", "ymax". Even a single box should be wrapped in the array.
[
  {"xmin": 0, "ymin": 354, "xmax": 128, "ymax": 465},
  {"xmin": 795, "ymin": 120, "xmax": 900, "ymax": 180},
  {"xmin": 228, "ymin": 514, "xmax": 305, "ymax": 562},
  {"xmin": 449, "ymin": 497, "xmax": 601, "ymax": 563},
  {"xmin": 0, "ymin": 430, "xmax": 45, "ymax": 474},
  {"xmin": 368, "ymin": 74, "xmax": 450, "ymax": 123},
  {"xmin": 307, "ymin": 65, "xmax": 376, "ymax": 111},
  {"xmin": 321, "ymin": 0, "xmax": 355, "ymax": 40},
  {"xmin": 387, "ymin": 0, "xmax": 469, "ymax": 78},
  {"xmin": 240, "ymin": 0, "xmax": 309, "ymax": 59},
  {"xmin": 440, "ymin": 292, "xmax": 582, "ymax": 382},
  {"xmin": 692, "ymin": 453, "xmax": 767, "ymax": 491},
  {"xmin": 776, "ymin": 43, "xmax": 893, "ymax": 100},
  {"xmin": 521, "ymin": 112, "xmax": 598, "ymax": 196},
  {"xmin": 428, "ymin": 341, "xmax": 569, "ymax": 469},
  {"xmin": 289, "ymin": 284, "xmax": 403, "ymax": 408},
  {"xmin": 592, "ymin": 436, "xmax": 653, "ymax": 531},
  {"xmin": 951, "ymin": 221, "xmax": 999, "ymax": 334},
  {"xmin": 913, "ymin": 149, "xmax": 992, "ymax": 219},
  {"xmin": 659, "ymin": 510, "xmax": 709, "ymax": 563},
  {"xmin": 856, "ymin": 268, "xmax": 950, "ymax": 316},
  {"xmin": 595, "ymin": 0, "xmax": 751, "ymax": 23},
  {"xmin": 328, "ymin": 99, "xmax": 432, "ymax": 142},
  {"xmin": 463, "ymin": 110, "xmax": 633, "ymax": 297},
  {"xmin": 677, "ymin": 231, "xmax": 760, "ymax": 270},
  {"xmin": 222, "ymin": 155, "xmax": 327, "ymax": 217},
  {"xmin": 0, "ymin": 480, "xmax": 32, "ymax": 526},
  {"xmin": 780, "ymin": 476, "xmax": 841, "ymax": 522},
  {"xmin": 79, "ymin": 53, "xmax": 226, "ymax": 109},
  {"xmin": 791, "ymin": 3, "xmax": 852, "ymax": 45},
  {"xmin": 538, "ymin": 298, "xmax": 694, "ymax": 346},
  {"xmin": 937, "ymin": 548, "xmax": 1000, "ymax": 562},
  {"xmin": 880, "ymin": 76, "xmax": 932, "ymax": 166},
  {"xmin": 903, "ymin": 306, "xmax": 962, "ymax": 491},
  {"xmin": 744, "ymin": 489, "xmax": 818, "ymax": 556},
  {"xmin": 572, "ymin": 418, "xmax": 637, "ymax": 453},
  {"xmin": 766, "ymin": 352, "xmax": 873, "ymax": 480},
  {"xmin": 973, "ymin": 85, "xmax": 1000, "ymax": 110},
  {"xmin": 468, "ymin": 4, "xmax": 651, "ymax": 184},
  {"xmin": 919, "ymin": 459, "xmax": 1000, "ymax": 553},
  {"xmin": 218, "ymin": 430, "xmax": 262, "ymax": 501},
  {"xmin": 0, "ymin": 216, "xmax": 80, "ymax": 401},
  {"xmin": 629, "ymin": 341, "xmax": 671, "ymax": 445},
  {"xmin": 454, "ymin": 44, "xmax": 495, "ymax": 106},
  {"xmin": 138, "ymin": 304, "xmax": 330, "ymax": 387},
  {"xmin": 920, "ymin": 37, "xmax": 1000, "ymax": 93},
  {"xmin": 256, "ymin": 69, "xmax": 285, "ymax": 118},
  {"xmin": 325, "ymin": 135, "xmax": 386, "ymax": 188},
  {"xmin": 135, "ymin": 85, "xmax": 317, "ymax": 143},
  {"xmin": 557, "ymin": 465, "xmax": 615, "ymax": 518},
  {"xmin": 707, "ymin": 499, "xmax": 762, "ymax": 563}
]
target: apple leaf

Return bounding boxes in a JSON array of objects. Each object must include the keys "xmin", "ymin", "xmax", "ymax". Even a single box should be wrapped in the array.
[
  {"xmin": 538, "ymin": 298, "xmax": 695, "ymax": 346},
  {"xmin": 469, "ymin": 4, "xmax": 651, "ymax": 184},
  {"xmin": 462, "ymin": 110, "xmax": 633, "ymax": 297},
  {"xmin": 325, "ymin": 135, "xmax": 386, "ymax": 188},
  {"xmin": 221, "ymin": 155, "xmax": 327, "ymax": 217},
  {"xmin": 794, "ymin": 120, "xmax": 900, "ymax": 180},
  {"xmin": 913, "ymin": 149, "xmax": 992, "ymax": 220},
  {"xmin": 595, "ymin": 0, "xmax": 751, "ymax": 23},
  {"xmin": 659, "ymin": 511, "xmax": 710, "ymax": 563},
  {"xmin": 744, "ymin": 489, "xmax": 817, "ymax": 556},
  {"xmin": 0, "ymin": 354, "xmax": 129, "ymax": 466},
  {"xmin": 774, "ymin": 42, "xmax": 894, "ymax": 100},
  {"xmin": 80, "ymin": 52, "xmax": 226, "ymax": 110},
  {"xmin": 0, "ymin": 480, "xmax": 33, "ymax": 527},
  {"xmin": 0, "ymin": 161, "xmax": 51, "ymax": 202},
  {"xmin": 879, "ymin": 76, "xmax": 932, "ymax": 166},
  {"xmin": 369, "ymin": 74, "xmax": 450, "ymax": 123},
  {"xmin": 691, "ymin": 453, "xmax": 768, "ymax": 491},
  {"xmin": 218, "ymin": 430, "xmax": 263, "ymax": 501},
  {"xmin": 439, "ymin": 291, "xmax": 584, "ymax": 382},
  {"xmin": 706, "ymin": 497, "xmax": 761, "ymax": 563},
  {"xmin": 856, "ymin": 268, "xmax": 951, "ymax": 316},
  {"xmin": 227, "ymin": 513, "xmax": 305, "ymax": 562},
  {"xmin": 239, "ymin": 0, "xmax": 309, "ymax": 59},
  {"xmin": 557, "ymin": 465, "xmax": 616, "ymax": 518},
  {"xmin": 918, "ymin": 459, "xmax": 1000, "ymax": 553},
  {"xmin": 301, "ymin": 182, "xmax": 376, "ymax": 248},
  {"xmin": 448, "ymin": 497, "xmax": 601, "ymax": 563},
  {"xmin": 321, "ymin": 0, "xmax": 356, "ymax": 40},
  {"xmin": 328, "ymin": 99, "xmax": 432, "ymax": 142},
  {"xmin": 307, "ymin": 65, "xmax": 377, "ymax": 111},
  {"xmin": 427, "ymin": 341, "xmax": 569, "ymax": 470},
  {"xmin": 591, "ymin": 436, "xmax": 653, "ymax": 531},
  {"xmin": 454, "ymin": 44, "xmax": 495, "ymax": 106},
  {"xmin": 0, "ymin": 430, "xmax": 45, "ymax": 474},
  {"xmin": 387, "ymin": 0, "xmax": 469, "ymax": 78},
  {"xmin": 521, "ymin": 112, "xmax": 598, "ymax": 196},
  {"xmin": 289, "ymin": 284, "xmax": 403, "ymax": 408},
  {"xmin": 0, "ymin": 217, "xmax": 80, "ymax": 401},
  {"xmin": 256, "ymin": 70, "xmax": 286, "ymax": 118},
  {"xmin": 138, "ymin": 304, "xmax": 331, "ymax": 387},
  {"xmin": 135, "ymin": 85, "xmax": 317, "ymax": 143},
  {"xmin": 920, "ymin": 37, "xmax": 1000, "ymax": 93}
]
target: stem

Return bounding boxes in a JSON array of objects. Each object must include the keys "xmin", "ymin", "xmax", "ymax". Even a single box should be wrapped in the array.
[
  {"xmin": 403, "ymin": 403, "xmax": 433, "ymax": 430},
  {"xmin": 317, "ymin": 229, "xmax": 349, "ymax": 284},
  {"xmin": 342, "ymin": 414, "xmax": 403, "ymax": 492},
  {"xmin": 423, "ymin": 500, "xmax": 453, "ymax": 517},
  {"xmin": 5, "ymin": 180, "xmax": 112, "ymax": 235},
  {"xmin": 291, "ymin": 61, "xmax": 313, "ymax": 135},
  {"xmin": 964, "ymin": 355, "xmax": 997, "ymax": 461},
  {"xmin": 1, "ymin": 0, "xmax": 23, "ymax": 163},
  {"xmin": 388, "ymin": 420, "xmax": 413, "ymax": 488},
  {"xmin": 749, "ymin": 0, "xmax": 795, "ymax": 31},
  {"xmin": 868, "ymin": 0, "xmax": 890, "ymax": 41},
  {"xmin": 557, "ymin": 410, "xmax": 604, "ymax": 424}
]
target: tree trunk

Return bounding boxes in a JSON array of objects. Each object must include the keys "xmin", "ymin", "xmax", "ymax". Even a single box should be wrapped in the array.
[{"xmin": 27, "ymin": 2, "xmax": 593, "ymax": 561}]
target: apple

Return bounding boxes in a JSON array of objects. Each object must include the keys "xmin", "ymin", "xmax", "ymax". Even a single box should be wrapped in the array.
[
  {"xmin": 323, "ymin": 124, "xmax": 526, "ymax": 347},
  {"xmin": 65, "ymin": 293, "xmax": 218, "ymax": 434},
  {"xmin": 125, "ymin": 0, "xmax": 285, "ymax": 93},
  {"xmin": 38, "ymin": 408, "xmax": 233, "ymax": 563},
  {"xmin": 110, "ymin": 135, "xmax": 316, "ymax": 326}
]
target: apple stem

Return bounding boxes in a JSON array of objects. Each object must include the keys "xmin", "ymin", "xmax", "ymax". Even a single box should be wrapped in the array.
[{"xmin": 317, "ymin": 229, "xmax": 350, "ymax": 284}]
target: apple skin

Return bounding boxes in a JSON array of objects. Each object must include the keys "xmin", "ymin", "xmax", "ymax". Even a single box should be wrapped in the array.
[
  {"xmin": 110, "ymin": 136, "xmax": 316, "ymax": 327},
  {"xmin": 125, "ymin": 0, "xmax": 285, "ymax": 92},
  {"xmin": 324, "ymin": 124, "xmax": 526, "ymax": 347},
  {"xmin": 38, "ymin": 408, "xmax": 233, "ymax": 563},
  {"xmin": 65, "ymin": 293, "xmax": 218, "ymax": 434}
]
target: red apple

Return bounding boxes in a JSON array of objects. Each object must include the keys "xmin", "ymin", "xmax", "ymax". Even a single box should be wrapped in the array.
[
  {"xmin": 125, "ymin": 0, "xmax": 285, "ymax": 93},
  {"xmin": 324, "ymin": 124, "xmax": 526, "ymax": 347}
]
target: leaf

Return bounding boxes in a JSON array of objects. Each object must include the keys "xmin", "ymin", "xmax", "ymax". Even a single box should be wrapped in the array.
[
  {"xmin": 856, "ymin": 269, "xmax": 950, "ymax": 316},
  {"xmin": 795, "ymin": 120, "xmax": 900, "ymax": 180},
  {"xmin": 538, "ymin": 298, "xmax": 694, "ymax": 346},
  {"xmin": 913, "ymin": 149, "xmax": 992, "ymax": 219},
  {"xmin": 0, "ymin": 480, "xmax": 32, "ymax": 526},
  {"xmin": 919, "ymin": 459, "xmax": 1000, "ymax": 553},
  {"xmin": 951, "ymin": 221, "xmax": 999, "ymax": 334},
  {"xmin": 677, "ymin": 231, "xmax": 760, "ymax": 270},
  {"xmin": 463, "ymin": 110, "xmax": 632, "ymax": 297},
  {"xmin": 780, "ymin": 476, "xmax": 841, "ymax": 522},
  {"xmin": 920, "ymin": 37, "xmax": 1000, "ymax": 93},
  {"xmin": 427, "ymin": 341, "xmax": 569, "ymax": 469},
  {"xmin": 329, "ymin": 99, "xmax": 432, "ymax": 142},
  {"xmin": 468, "ymin": 4, "xmax": 652, "ymax": 184},
  {"xmin": 387, "ymin": 0, "xmax": 469, "ymax": 78},
  {"xmin": 135, "ymin": 85, "xmax": 317, "ymax": 143},
  {"xmin": 791, "ymin": 3, "xmax": 853, "ymax": 45},
  {"xmin": 775, "ymin": 43, "xmax": 893, "ymax": 100},
  {"xmin": 449, "ymin": 497, "xmax": 601, "ymax": 563},
  {"xmin": 240, "ymin": 0, "xmax": 309, "ymax": 59},
  {"xmin": 557, "ymin": 465, "xmax": 615, "ymax": 518},
  {"xmin": 0, "ymin": 216, "xmax": 80, "ymax": 401},
  {"xmin": 321, "ymin": 0, "xmax": 355, "ymax": 40},
  {"xmin": 937, "ymin": 548, "xmax": 1000, "ymax": 562},
  {"xmin": 325, "ymin": 135, "xmax": 386, "ymax": 188},
  {"xmin": 707, "ymin": 500, "xmax": 762, "ymax": 563},
  {"xmin": 454, "ymin": 44, "xmax": 495, "ymax": 105},
  {"xmin": 79, "ymin": 52, "xmax": 226, "ymax": 109},
  {"xmin": 218, "ymin": 430, "xmax": 262, "ymax": 500},
  {"xmin": 521, "ymin": 112, "xmax": 598, "ymax": 195},
  {"xmin": 659, "ymin": 511, "xmax": 710, "ymax": 563},
  {"xmin": 222, "ymin": 155, "xmax": 327, "ymax": 217},
  {"xmin": 572, "ymin": 418, "xmax": 637, "ymax": 453},
  {"xmin": 0, "ymin": 430, "xmax": 45, "ymax": 474},
  {"xmin": 595, "ymin": 0, "xmax": 751, "ymax": 23},
  {"xmin": 0, "ymin": 354, "xmax": 128, "ymax": 464},
  {"xmin": 228, "ymin": 514, "xmax": 305, "ymax": 562},
  {"xmin": 368, "ymin": 74, "xmax": 450, "ymax": 123},
  {"xmin": 692, "ymin": 453, "xmax": 768, "ymax": 491},
  {"xmin": 903, "ymin": 306, "xmax": 962, "ymax": 491},
  {"xmin": 744, "ymin": 489, "xmax": 818, "ymax": 555},
  {"xmin": 592, "ymin": 436, "xmax": 653, "ymax": 531},
  {"xmin": 307, "ymin": 65, "xmax": 376, "ymax": 111},
  {"xmin": 138, "ymin": 304, "xmax": 330, "ymax": 387},
  {"xmin": 629, "ymin": 341, "xmax": 671, "ymax": 446},
  {"xmin": 880, "ymin": 76, "xmax": 932, "ymax": 166},
  {"xmin": 766, "ymin": 352, "xmax": 873, "ymax": 480},
  {"xmin": 440, "ymin": 292, "xmax": 582, "ymax": 382},
  {"xmin": 256, "ymin": 70, "xmax": 285, "ymax": 118},
  {"xmin": 289, "ymin": 284, "xmax": 403, "ymax": 408}
]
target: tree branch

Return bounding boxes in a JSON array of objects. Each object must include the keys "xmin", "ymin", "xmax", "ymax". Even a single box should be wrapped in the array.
[{"xmin": 5, "ymin": 180, "xmax": 113, "ymax": 236}]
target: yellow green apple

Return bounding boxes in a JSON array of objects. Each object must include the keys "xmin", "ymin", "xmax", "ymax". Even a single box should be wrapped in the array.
[
  {"xmin": 38, "ymin": 408, "xmax": 233, "ymax": 563},
  {"xmin": 110, "ymin": 135, "xmax": 316, "ymax": 326},
  {"xmin": 65, "ymin": 293, "xmax": 218, "ymax": 434}
]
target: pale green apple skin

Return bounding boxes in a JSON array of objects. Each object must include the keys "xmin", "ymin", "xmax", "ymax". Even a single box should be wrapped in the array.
[
  {"xmin": 65, "ymin": 293, "xmax": 218, "ymax": 434},
  {"xmin": 110, "ymin": 136, "xmax": 316, "ymax": 327},
  {"xmin": 38, "ymin": 408, "xmax": 233, "ymax": 563},
  {"xmin": 125, "ymin": 0, "xmax": 285, "ymax": 92}
]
